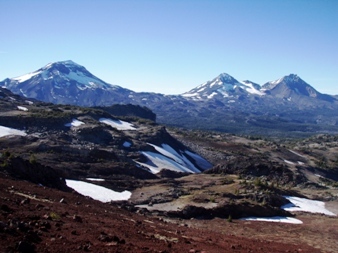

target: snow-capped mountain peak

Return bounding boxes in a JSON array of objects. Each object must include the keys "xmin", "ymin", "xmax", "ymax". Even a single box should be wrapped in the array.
[
  {"xmin": 1, "ymin": 60, "xmax": 134, "ymax": 106},
  {"xmin": 262, "ymin": 74, "xmax": 334, "ymax": 102},
  {"xmin": 217, "ymin": 73, "xmax": 238, "ymax": 83},
  {"xmin": 263, "ymin": 74, "xmax": 300, "ymax": 90},
  {"xmin": 10, "ymin": 60, "xmax": 116, "ymax": 91},
  {"xmin": 182, "ymin": 73, "xmax": 264, "ymax": 100}
]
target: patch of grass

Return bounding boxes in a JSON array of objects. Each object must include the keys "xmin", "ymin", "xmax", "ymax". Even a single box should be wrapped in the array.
[
  {"xmin": 221, "ymin": 177, "xmax": 235, "ymax": 185},
  {"xmin": 50, "ymin": 212, "xmax": 61, "ymax": 221},
  {"xmin": 29, "ymin": 154, "xmax": 37, "ymax": 164},
  {"xmin": 209, "ymin": 196, "xmax": 216, "ymax": 203}
]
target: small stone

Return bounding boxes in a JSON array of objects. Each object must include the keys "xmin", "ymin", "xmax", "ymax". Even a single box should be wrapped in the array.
[
  {"xmin": 20, "ymin": 198, "xmax": 30, "ymax": 205},
  {"xmin": 59, "ymin": 198, "xmax": 67, "ymax": 204},
  {"xmin": 73, "ymin": 215, "xmax": 82, "ymax": 222}
]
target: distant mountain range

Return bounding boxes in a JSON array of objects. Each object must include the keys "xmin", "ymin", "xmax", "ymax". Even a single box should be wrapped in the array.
[{"xmin": 1, "ymin": 60, "xmax": 338, "ymax": 137}]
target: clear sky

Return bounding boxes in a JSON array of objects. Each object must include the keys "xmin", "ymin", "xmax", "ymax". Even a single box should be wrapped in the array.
[{"xmin": 1, "ymin": 0, "xmax": 337, "ymax": 95}]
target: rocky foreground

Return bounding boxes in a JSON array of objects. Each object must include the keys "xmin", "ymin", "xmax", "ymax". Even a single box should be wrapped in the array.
[{"xmin": 0, "ymin": 172, "xmax": 326, "ymax": 253}]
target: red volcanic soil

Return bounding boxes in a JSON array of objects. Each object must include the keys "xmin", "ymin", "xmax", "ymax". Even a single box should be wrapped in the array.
[{"xmin": 0, "ymin": 173, "xmax": 322, "ymax": 253}]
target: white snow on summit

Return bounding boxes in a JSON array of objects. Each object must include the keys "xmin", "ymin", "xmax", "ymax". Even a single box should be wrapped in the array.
[
  {"xmin": 12, "ymin": 70, "xmax": 42, "ymax": 83},
  {"xmin": 182, "ymin": 73, "xmax": 265, "ymax": 99},
  {"xmin": 10, "ymin": 61, "xmax": 116, "ymax": 91},
  {"xmin": 240, "ymin": 81, "xmax": 265, "ymax": 96}
]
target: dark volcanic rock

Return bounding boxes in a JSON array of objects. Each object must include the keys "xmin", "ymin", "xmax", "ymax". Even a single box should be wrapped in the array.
[
  {"xmin": 205, "ymin": 156, "xmax": 306, "ymax": 185},
  {"xmin": 167, "ymin": 201, "xmax": 291, "ymax": 220},
  {"xmin": 95, "ymin": 104, "xmax": 156, "ymax": 122},
  {"xmin": 0, "ymin": 156, "xmax": 69, "ymax": 191}
]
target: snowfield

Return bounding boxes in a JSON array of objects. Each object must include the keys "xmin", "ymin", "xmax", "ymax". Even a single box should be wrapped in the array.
[
  {"xmin": 66, "ymin": 179, "xmax": 131, "ymax": 202},
  {"xmin": 282, "ymin": 196, "xmax": 336, "ymax": 216},
  {"xmin": 136, "ymin": 143, "xmax": 209, "ymax": 174},
  {"xmin": 242, "ymin": 195, "xmax": 336, "ymax": 224},
  {"xmin": 136, "ymin": 151, "xmax": 197, "ymax": 174},
  {"xmin": 99, "ymin": 118, "xmax": 136, "ymax": 130},
  {"xmin": 0, "ymin": 125, "xmax": 27, "ymax": 137}
]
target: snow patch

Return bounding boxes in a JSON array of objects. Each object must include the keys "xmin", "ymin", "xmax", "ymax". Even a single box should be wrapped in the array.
[
  {"xmin": 12, "ymin": 70, "xmax": 42, "ymax": 83},
  {"xmin": 289, "ymin": 150, "xmax": 306, "ymax": 158},
  {"xmin": 136, "ymin": 150, "xmax": 199, "ymax": 174},
  {"xmin": 17, "ymin": 106, "xmax": 28, "ymax": 111},
  {"xmin": 99, "ymin": 118, "xmax": 136, "ymax": 131},
  {"xmin": 65, "ymin": 119, "xmax": 85, "ymax": 127},
  {"xmin": 184, "ymin": 150, "xmax": 212, "ymax": 170},
  {"xmin": 241, "ymin": 216, "xmax": 303, "ymax": 224},
  {"xmin": 284, "ymin": 160, "xmax": 295, "ymax": 165},
  {"xmin": 207, "ymin": 92, "xmax": 218, "ymax": 99},
  {"xmin": 123, "ymin": 141, "xmax": 132, "ymax": 148},
  {"xmin": 65, "ymin": 179, "xmax": 131, "ymax": 202},
  {"xmin": 0, "ymin": 125, "xmax": 27, "ymax": 137},
  {"xmin": 148, "ymin": 143, "xmax": 201, "ymax": 173},
  {"xmin": 182, "ymin": 92, "xmax": 199, "ymax": 98},
  {"xmin": 86, "ymin": 178, "xmax": 105, "ymax": 182},
  {"xmin": 240, "ymin": 81, "xmax": 265, "ymax": 96},
  {"xmin": 282, "ymin": 196, "xmax": 336, "ymax": 216}
]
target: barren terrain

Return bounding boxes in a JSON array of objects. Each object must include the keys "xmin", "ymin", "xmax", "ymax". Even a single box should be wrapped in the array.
[{"xmin": 2, "ymin": 173, "xmax": 335, "ymax": 253}]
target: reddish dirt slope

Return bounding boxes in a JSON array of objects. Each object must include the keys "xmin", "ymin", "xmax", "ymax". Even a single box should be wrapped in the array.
[{"xmin": 0, "ymin": 174, "xmax": 321, "ymax": 253}]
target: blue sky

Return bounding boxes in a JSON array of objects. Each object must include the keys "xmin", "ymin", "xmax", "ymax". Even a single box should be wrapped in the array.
[{"xmin": 1, "ymin": 0, "xmax": 337, "ymax": 94}]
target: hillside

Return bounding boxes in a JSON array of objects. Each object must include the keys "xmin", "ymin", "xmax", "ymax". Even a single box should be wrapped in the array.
[{"xmin": 1, "ymin": 88, "xmax": 338, "ymax": 252}]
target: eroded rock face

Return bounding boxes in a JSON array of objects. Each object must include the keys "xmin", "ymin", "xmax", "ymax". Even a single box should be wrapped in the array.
[
  {"xmin": 206, "ymin": 156, "xmax": 306, "ymax": 186},
  {"xmin": 165, "ymin": 202, "xmax": 291, "ymax": 220},
  {"xmin": 1, "ymin": 156, "xmax": 69, "ymax": 191}
]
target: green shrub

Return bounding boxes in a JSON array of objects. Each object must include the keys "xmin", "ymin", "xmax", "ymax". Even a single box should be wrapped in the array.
[
  {"xmin": 50, "ymin": 212, "xmax": 61, "ymax": 220},
  {"xmin": 29, "ymin": 154, "xmax": 37, "ymax": 164}
]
